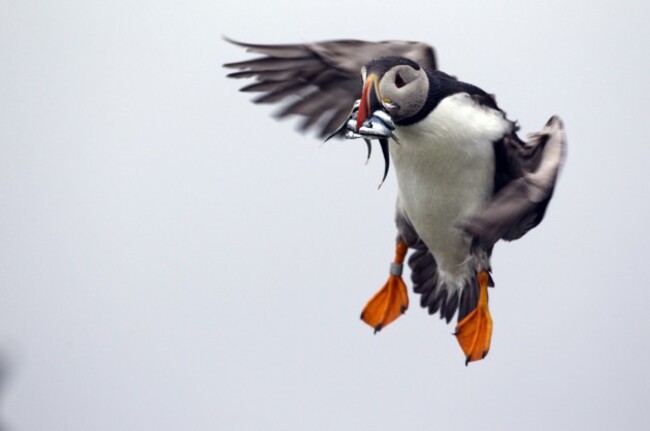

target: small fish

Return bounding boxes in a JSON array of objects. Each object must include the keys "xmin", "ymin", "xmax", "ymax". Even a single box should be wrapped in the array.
[
  {"xmin": 330, "ymin": 101, "xmax": 398, "ymax": 185},
  {"xmin": 345, "ymin": 130, "xmax": 362, "ymax": 139},
  {"xmin": 324, "ymin": 101, "xmax": 361, "ymax": 142},
  {"xmin": 377, "ymin": 138, "xmax": 390, "ymax": 189},
  {"xmin": 364, "ymin": 138, "xmax": 372, "ymax": 164},
  {"xmin": 358, "ymin": 122, "xmax": 391, "ymax": 138},
  {"xmin": 372, "ymin": 110, "xmax": 396, "ymax": 130}
]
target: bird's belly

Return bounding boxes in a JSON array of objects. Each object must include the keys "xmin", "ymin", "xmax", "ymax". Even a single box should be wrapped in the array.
[
  {"xmin": 393, "ymin": 147, "xmax": 493, "ymax": 276},
  {"xmin": 390, "ymin": 97, "xmax": 504, "ymax": 278}
]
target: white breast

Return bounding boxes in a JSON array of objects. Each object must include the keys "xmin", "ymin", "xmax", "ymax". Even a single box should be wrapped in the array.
[{"xmin": 390, "ymin": 92, "xmax": 511, "ymax": 284}]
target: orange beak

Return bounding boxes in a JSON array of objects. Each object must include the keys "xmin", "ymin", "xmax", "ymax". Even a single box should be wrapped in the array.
[{"xmin": 356, "ymin": 74, "xmax": 381, "ymax": 131}]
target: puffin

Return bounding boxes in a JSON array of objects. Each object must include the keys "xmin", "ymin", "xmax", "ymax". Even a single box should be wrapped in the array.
[{"xmin": 224, "ymin": 38, "xmax": 566, "ymax": 364}]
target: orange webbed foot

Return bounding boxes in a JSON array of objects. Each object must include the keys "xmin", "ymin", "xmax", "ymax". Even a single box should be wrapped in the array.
[
  {"xmin": 454, "ymin": 271, "xmax": 493, "ymax": 365},
  {"xmin": 360, "ymin": 241, "xmax": 409, "ymax": 333},
  {"xmin": 360, "ymin": 273, "xmax": 408, "ymax": 333}
]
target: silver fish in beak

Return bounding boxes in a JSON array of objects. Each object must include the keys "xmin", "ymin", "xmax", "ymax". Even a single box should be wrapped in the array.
[{"xmin": 326, "ymin": 99, "xmax": 399, "ymax": 187}]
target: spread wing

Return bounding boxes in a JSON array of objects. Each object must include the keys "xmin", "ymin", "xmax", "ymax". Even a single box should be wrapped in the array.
[
  {"xmin": 464, "ymin": 116, "xmax": 567, "ymax": 247},
  {"xmin": 223, "ymin": 38, "xmax": 437, "ymax": 139}
]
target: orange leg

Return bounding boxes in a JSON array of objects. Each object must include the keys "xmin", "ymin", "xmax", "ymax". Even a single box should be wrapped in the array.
[
  {"xmin": 454, "ymin": 271, "xmax": 493, "ymax": 365},
  {"xmin": 360, "ymin": 241, "xmax": 409, "ymax": 333}
]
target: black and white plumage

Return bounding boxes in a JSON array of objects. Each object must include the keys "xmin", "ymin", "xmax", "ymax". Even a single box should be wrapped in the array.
[
  {"xmin": 224, "ymin": 38, "xmax": 566, "ymax": 357},
  {"xmin": 384, "ymin": 69, "xmax": 564, "ymax": 321}
]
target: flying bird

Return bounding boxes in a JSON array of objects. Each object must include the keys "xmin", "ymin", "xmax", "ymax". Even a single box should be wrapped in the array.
[{"xmin": 224, "ymin": 38, "xmax": 566, "ymax": 364}]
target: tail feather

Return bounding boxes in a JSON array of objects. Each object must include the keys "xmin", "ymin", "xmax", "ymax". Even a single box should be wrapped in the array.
[{"xmin": 408, "ymin": 248, "xmax": 481, "ymax": 324}]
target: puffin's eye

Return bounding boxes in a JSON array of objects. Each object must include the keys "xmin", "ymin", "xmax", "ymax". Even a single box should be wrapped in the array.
[{"xmin": 395, "ymin": 73, "xmax": 406, "ymax": 88}]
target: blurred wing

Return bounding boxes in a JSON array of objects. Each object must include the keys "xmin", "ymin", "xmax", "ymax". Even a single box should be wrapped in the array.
[
  {"xmin": 223, "ymin": 38, "xmax": 437, "ymax": 138},
  {"xmin": 464, "ymin": 116, "xmax": 567, "ymax": 246}
]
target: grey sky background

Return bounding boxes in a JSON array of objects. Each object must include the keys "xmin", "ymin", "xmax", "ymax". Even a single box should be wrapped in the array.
[{"xmin": 1, "ymin": 0, "xmax": 649, "ymax": 430}]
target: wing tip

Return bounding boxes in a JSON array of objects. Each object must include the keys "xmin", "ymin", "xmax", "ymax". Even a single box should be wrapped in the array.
[
  {"xmin": 527, "ymin": 115, "xmax": 566, "ymax": 143},
  {"xmin": 222, "ymin": 36, "xmax": 243, "ymax": 69},
  {"xmin": 545, "ymin": 115, "xmax": 564, "ymax": 129},
  {"xmin": 222, "ymin": 35, "xmax": 248, "ymax": 48}
]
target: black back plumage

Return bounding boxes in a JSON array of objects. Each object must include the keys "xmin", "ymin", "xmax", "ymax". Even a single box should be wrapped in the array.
[{"xmin": 398, "ymin": 70, "xmax": 497, "ymax": 127}]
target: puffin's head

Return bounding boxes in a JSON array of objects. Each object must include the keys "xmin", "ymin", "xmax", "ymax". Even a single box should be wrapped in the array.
[{"xmin": 356, "ymin": 56, "xmax": 430, "ymax": 130}]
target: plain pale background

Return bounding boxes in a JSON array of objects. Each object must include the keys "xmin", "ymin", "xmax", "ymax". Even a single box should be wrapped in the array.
[{"xmin": 1, "ymin": 0, "xmax": 649, "ymax": 429}]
